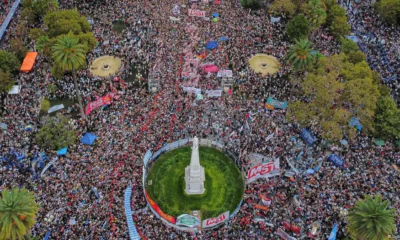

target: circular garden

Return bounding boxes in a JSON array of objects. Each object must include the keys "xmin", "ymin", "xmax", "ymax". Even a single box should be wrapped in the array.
[{"xmin": 146, "ymin": 146, "xmax": 244, "ymax": 219}]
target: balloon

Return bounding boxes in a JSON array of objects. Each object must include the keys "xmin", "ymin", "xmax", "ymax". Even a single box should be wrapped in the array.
[{"xmin": 213, "ymin": 18, "xmax": 218, "ymax": 22}]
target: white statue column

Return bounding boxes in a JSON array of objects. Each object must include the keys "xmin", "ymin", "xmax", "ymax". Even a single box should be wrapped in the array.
[{"xmin": 185, "ymin": 137, "xmax": 205, "ymax": 195}]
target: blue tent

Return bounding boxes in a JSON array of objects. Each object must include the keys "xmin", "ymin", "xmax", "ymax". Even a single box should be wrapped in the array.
[
  {"xmin": 212, "ymin": 13, "xmax": 219, "ymax": 18},
  {"xmin": 81, "ymin": 132, "xmax": 97, "ymax": 145},
  {"xmin": 56, "ymin": 147, "xmax": 68, "ymax": 156},
  {"xmin": 205, "ymin": 41, "xmax": 218, "ymax": 50},
  {"xmin": 219, "ymin": 36, "xmax": 229, "ymax": 41}
]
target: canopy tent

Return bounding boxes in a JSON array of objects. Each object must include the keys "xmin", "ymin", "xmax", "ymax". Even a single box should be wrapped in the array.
[
  {"xmin": 80, "ymin": 132, "xmax": 97, "ymax": 145},
  {"xmin": 56, "ymin": 147, "xmax": 68, "ymax": 155},
  {"xmin": 20, "ymin": 52, "xmax": 38, "ymax": 73}
]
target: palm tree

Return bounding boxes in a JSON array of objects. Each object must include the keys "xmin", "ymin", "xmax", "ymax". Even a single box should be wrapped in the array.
[
  {"xmin": 52, "ymin": 35, "xmax": 86, "ymax": 118},
  {"xmin": 285, "ymin": 39, "xmax": 315, "ymax": 99},
  {"xmin": 347, "ymin": 195, "xmax": 396, "ymax": 240},
  {"xmin": 0, "ymin": 188, "xmax": 39, "ymax": 240}
]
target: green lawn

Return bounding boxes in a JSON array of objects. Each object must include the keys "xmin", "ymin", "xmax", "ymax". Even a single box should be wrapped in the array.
[{"xmin": 146, "ymin": 146, "xmax": 244, "ymax": 219}]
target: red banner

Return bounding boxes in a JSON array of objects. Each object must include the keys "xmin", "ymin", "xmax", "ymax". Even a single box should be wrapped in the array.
[
  {"xmin": 85, "ymin": 94, "xmax": 113, "ymax": 115},
  {"xmin": 145, "ymin": 191, "xmax": 176, "ymax": 224}
]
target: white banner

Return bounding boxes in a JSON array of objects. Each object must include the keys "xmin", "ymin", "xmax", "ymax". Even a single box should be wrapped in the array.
[
  {"xmin": 202, "ymin": 211, "xmax": 229, "ymax": 228},
  {"xmin": 205, "ymin": 90, "xmax": 222, "ymax": 97},
  {"xmin": 183, "ymin": 87, "xmax": 201, "ymax": 95},
  {"xmin": 48, "ymin": 104, "xmax": 65, "ymax": 114},
  {"xmin": 247, "ymin": 158, "xmax": 280, "ymax": 183},
  {"xmin": 188, "ymin": 9, "xmax": 206, "ymax": 17},
  {"xmin": 217, "ymin": 70, "xmax": 233, "ymax": 78}
]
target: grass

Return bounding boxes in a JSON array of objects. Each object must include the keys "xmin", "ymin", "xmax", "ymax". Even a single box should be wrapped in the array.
[{"xmin": 146, "ymin": 146, "xmax": 244, "ymax": 219}]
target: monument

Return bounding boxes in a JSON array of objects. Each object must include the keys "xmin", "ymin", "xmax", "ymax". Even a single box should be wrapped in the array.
[{"xmin": 185, "ymin": 137, "xmax": 205, "ymax": 195}]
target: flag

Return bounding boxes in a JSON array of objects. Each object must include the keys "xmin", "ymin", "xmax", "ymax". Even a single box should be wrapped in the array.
[{"xmin": 328, "ymin": 223, "xmax": 338, "ymax": 240}]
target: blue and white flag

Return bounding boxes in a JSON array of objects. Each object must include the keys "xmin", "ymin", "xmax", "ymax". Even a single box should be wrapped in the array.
[{"xmin": 328, "ymin": 223, "xmax": 339, "ymax": 240}]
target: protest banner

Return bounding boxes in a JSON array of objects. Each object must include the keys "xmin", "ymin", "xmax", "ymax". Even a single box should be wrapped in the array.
[
  {"xmin": 176, "ymin": 214, "xmax": 200, "ymax": 228},
  {"xmin": 48, "ymin": 104, "xmax": 64, "ymax": 114},
  {"xmin": 327, "ymin": 154, "xmax": 344, "ymax": 167},
  {"xmin": 202, "ymin": 211, "xmax": 229, "ymax": 228},
  {"xmin": 276, "ymin": 227, "xmax": 297, "ymax": 240},
  {"xmin": 145, "ymin": 191, "xmax": 176, "ymax": 224},
  {"xmin": 247, "ymin": 158, "xmax": 280, "ymax": 183},
  {"xmin": 217, "ymin": 70, "xmax": 233, "ymax": 78},
  {"xmin": 266, "ymin": 97, "xmax": 288, "ymax": 109},
  {"xmin": 188, "ymin": 9, "xmax": 206, "ymax": 17},
  {"xmin": 300, "ymin": 128, "xmax": 316, "ymax": 146},
  {"xmin": 254, "ymin": 204, "xmax": 269, "ymax": 211},
  {"xmin": 205, "ymin": 90, "xmax": 222, "ymax": 97},
  {"xmin": 85, "ymin": 94, "xmax": 112, "ymax": 115}
]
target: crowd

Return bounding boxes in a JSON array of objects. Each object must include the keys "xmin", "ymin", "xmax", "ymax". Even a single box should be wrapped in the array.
[
  {"xmin": 0, "ymin": 0, "xmax": 14, "ymax": 25},
  {"xmin": 340, "ymin": 0, "xmax": 400, "ymax": 104},
  {"xmin": 0, "ymin": 0, "xmax": 399, "ymax": 239}
]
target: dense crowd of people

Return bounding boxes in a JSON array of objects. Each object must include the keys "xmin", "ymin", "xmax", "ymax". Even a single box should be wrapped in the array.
[
  {"xmin": 0, "ymin": 0, "xmax": 399, "ymax": 239},
  {"xmin": 0, "ymin": 0, "xmax": 14, "ymax": 25}
]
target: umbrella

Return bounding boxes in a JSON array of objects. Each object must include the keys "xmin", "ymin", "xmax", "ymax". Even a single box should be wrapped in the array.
[
  {"xmin": 212, "ymin": 13, "xmax": 219, "ymax": 18},
  {"xmin": 205, "ymin": 41, "xmax": 218, "ymax": 50},
  {"xmin": 25, "ymin": 125, "xmax": 33, "ymax": 131},
  {"xmin": 374, "ymin": 139, "xmax": 385, "ymax": 146},
  {"xmin": 56, "ymin": 147, "xmax": 68, "ymax": 156}
]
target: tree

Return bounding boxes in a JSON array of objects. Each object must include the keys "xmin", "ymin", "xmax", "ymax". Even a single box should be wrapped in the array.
[
  {"xmin": 22, "ymin": 0, "xmax": 59, "ymax": 22},
  {"xmin": 326, "ymin": 4, "xmax": 346, "ymax": 26},
  {"xmin": 302, "ymin": 0, "xmax": 327, "ymax": 29},
  {"xmin": 0, "ymin": 188, "xmax": 39, "ymax": 240},
  {"xmin": 44, "ymin": 10, "xmax": 91, "ymax": 38},
  {"xmin": 52, "ymin": 36, "xmax": 87, "ymax": 118},
  {"xmin": 10, "ymin": 38, "xmax": 29, "ymax": 61},
  {"xmin": 347, "ymin": 195, "xmax": 396, "ymax": 240},
  {"xmin": 35, "ymin": 115, "xmax": 77, "ymax": 150},
  {"xmin": 40, "ymin": 99, "xmax": 51, "ymax": 112},
  {"xmin": 0, "ymin": 71, "xmax": 14, "ymax": 93},
  {"xmin": 287, "ymin": 14, "xmax": 311, "ymax": 41},
  {"xmin": 240, "ymin": 0, "xmax": 263, "ymax": 9},
  {"xmin": 330, "ymin": 16, "xmax": 351, "ymax": 38},
  {"xmin": 36, "ymin": 36, "xmax": 52, "ymax": 57},
  {"xmin": 374, "ymin": 96, "xmax": 400, "ymax": 139},
  {"xmin": 288, "ymin": 52, "xmax": 382, "ymax": 142},
  {"xmin": 0, "ymin": 51, "xmax": 20, "ymax": 73},
  {"xmin": 341, "ymin": 38, "xmax": 359, "ymax": 54},
  {"xmin": 375, "ymin": 0, "xmax": 400, "ymax": 25},
  {"xmin": 269, "ymin": 0, "xmax": 297, "ymax": 17},
  {"xmin": 286, "ymin": 39, "xmax": 315, "ymax": 71},
  {"xmin": 286, "ymin": 39, "xmax": 315, "ymax": 98},
  {"xmin": 41, "ymin": 10, "xmax": 97, "ymax": 54}
]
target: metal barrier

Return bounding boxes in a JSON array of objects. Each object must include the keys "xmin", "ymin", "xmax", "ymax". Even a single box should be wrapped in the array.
[{"xmin": 142, "ymin": 138, "xmax": 244, "ymax": 231}]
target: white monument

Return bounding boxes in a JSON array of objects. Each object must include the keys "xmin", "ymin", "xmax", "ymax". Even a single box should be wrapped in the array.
[{"xmin": 185, "ymin": 137, "xmax": 205, "ymax": 195}]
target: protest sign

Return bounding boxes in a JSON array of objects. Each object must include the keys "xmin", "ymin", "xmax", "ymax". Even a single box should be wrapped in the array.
[
  {"xmin": 247, "ymin": 158, "xmax": 280, "ymax": 183},
  {"xmin": 188, "ymin": 9, "xmax": 206, "ymax": 17},
  {"xmin": 202, "ymin": 211, "xmax": 229, "ymax": 228},
  {"xmin": 85, "ymin": 94, "xmax": 112, "ymax": 115}
]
